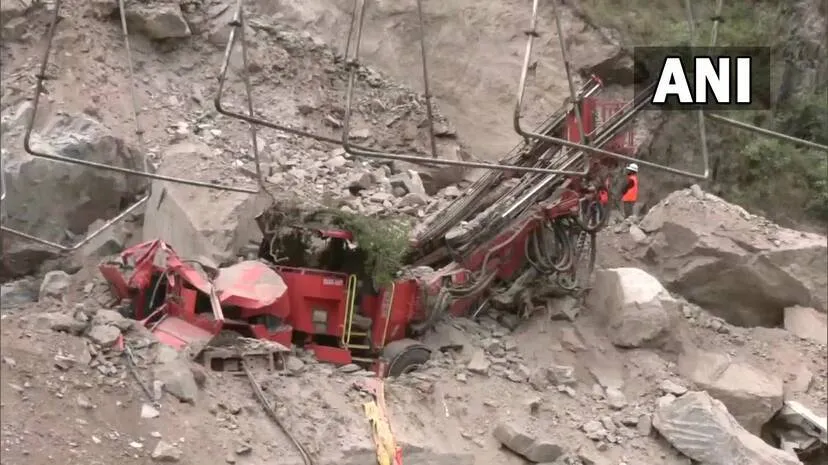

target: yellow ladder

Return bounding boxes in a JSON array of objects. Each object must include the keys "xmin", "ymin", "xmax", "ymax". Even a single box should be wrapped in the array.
[
  {"xmin": 342, "ymin": 275, "xmax": 360, "ymax": 347},
  {"xmin": 378, "ymin": 283, "xmax": 396, "ymax": 348}
]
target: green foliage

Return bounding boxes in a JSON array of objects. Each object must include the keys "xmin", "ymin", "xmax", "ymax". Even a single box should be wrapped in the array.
[
  {"xmin": 581, "ymin": 0, "xmax": 827, "ymax": 226},
  {"xmin": 330, "ymin": 211, "xmax": 412, "ymax": 287},
  {"xmin": 579, "ymin": 0, "xmax": 782, "ymax": 47},
  {"xmin": 716, "ymin": 88, "xmax": 828, "ymax": 222}
]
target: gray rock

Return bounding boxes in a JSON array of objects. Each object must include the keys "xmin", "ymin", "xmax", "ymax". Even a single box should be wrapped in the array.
[
  {"xmin": 783, "ymin": 305, "xmax": 827, "ymax": 344},
  {"xmin": 3, "ymin": 114, "xmax": 147, "ymax": 276},
  {"xmin": 151, "ymin": 440, "xmax": 182, "ymax": 462},
  {"xmin": 605, "ymin": 387, "xmax": 627, "ymax": 410},
  {"xmin": 628, "ymin": 224, "xmax": 647, "ymax": 243},
  {"xmin": 636, "ymin": 414, "xmax": 652, "ymax": 436},
  {"xmin": 347, "ymin": 171, "xmax": 374, "ymax": 192},
  {"xmin": 653, "ymin": 391, "xmax": 801, "ymax": 465},
  {"xmin": 0, "ymin": 0, "xmax": 33, "ymax": 24},
  {"xmin": 38, "ymin": 270, "xmax": 72, "ymax": 301},
  {"xmin": 398, "ymin": 192, "xmax": 429, "ymax": 208},
  {"xmin": 660, "ymin": 379, "xmax": 688, "ymax": 396},
  {"xmin": 547, "ymin": 365, "xmax": 577, "ymax": 386},
  {"xmin": 466, "ymin": 349, "xmax": 490, "ymax": 375},
  {"xmin": 87, "ymin": 324, "xmax": 122, "ymax": 346},
  {"xmin": 141, "ymin": 403, "xmax": 160, "ymax": 419},
  {"xmin": 125, "ymin": 3, "xmax": 191, "ymax": 40},
  {"xmin": 285, "ymin": 356, "xmax": 305, "ymax": 374},
  {"xmin": 678, "ymin": 350, "xmax": 783, "ymax": 435},
  {"xmin": 493, "ymin": 422, "xmax": 565, "ymax": 462},
  {"xmin": 586, "ymin": 267, "xmax": 679, "ymax": 349},
  {"xmin": 389, "ymin": 171, "xmax": 427, "ymax": 197},
  {"xmin": 38, "ymin": 312, "xmax": 88, "ymax": 335},
  {"xmin": 154, "ymin": 347, "xmax": 199, "ymax": 403},
  {"xmin": 93, "ymin": 309, "xmax": 133, "ymax": 332},
  {"xmin": 142, "ymin": 142, "xmax": 271, "ymax": 264},
  {"xmin": 637, "ymin": 188, "xmax": 827, "ymax": 326},
  {"xmin": 1, "ymin": 278, "xmax": 38, "ymax": 309}
]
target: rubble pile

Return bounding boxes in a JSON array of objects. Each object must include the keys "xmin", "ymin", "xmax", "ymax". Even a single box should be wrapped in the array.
[{"xmin": 1, "ymin": 0, "xmax": 472, "ymax": 273}]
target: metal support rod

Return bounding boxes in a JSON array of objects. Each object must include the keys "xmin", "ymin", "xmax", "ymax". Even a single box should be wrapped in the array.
[
  {"xmin": 415, "ymin": 0, "xmax": 439, "ymax": 158},
  {"xmin": 0, "ymin": 153, "xmax": 5, "ymax": 202},
  {"xmin": 683, "ymin": 0, "xmax": 712, "ymax": 181},
  {"xmin": 16, "ymin": 0, "xmax": 260, "ymax": 195},
  {"xmin": 214, "ymin": 0, "xmax": 575, "ymax": 175},
  {"xmin": 338, "ymin": 0, "xmax": 581, "ymax": 175},
  {"xmin": 514, "ymin": 0, "xmax": 710, "ymax": 180},
  {"xmin": 341, "ymin": 0, "xmax": 440, "ymax": 160},
  {"xmin": 706, "ymin": 113, "xmax": 828, "ymax": 152},
  {"xmin": 1, "ymin": 0, "xmax": 155, "ymax": 251},
  {"xmin": 232, "ymin": 0, "xmax": 273, "ymax": 199},
  {"xmin": 2, "ymin": 0, "xmax": 263, "ymax": 251},
  {"xmin": 214, "ymin": 0, "xmax": 348, "ymax": 149},
  {"xmin": 550, "ymin": 0, "xmax": 588, "ymax": 150}
]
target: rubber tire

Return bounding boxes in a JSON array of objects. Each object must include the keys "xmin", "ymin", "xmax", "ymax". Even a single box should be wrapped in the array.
[{"xmin": 382, "ymin": 339, "xmax": 431, "ymax": 377}]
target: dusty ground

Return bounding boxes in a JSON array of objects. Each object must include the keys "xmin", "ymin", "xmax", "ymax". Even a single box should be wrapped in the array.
[{"xmin": 2, "ymin": 259, "xmax": 825, "ymax": 465}]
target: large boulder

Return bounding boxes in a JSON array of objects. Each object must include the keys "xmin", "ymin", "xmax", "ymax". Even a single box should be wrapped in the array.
[
  {"xmin": 141, "ymin": 141, "xmax": 270, "ymax": 264},
  {"xmin": 1, "ymin": 113, "xmax": 148, "ymax": 277},
  {"xmin": 635, "ymin": 187, "xmax": 827, "ymax": 327},
  {"xmin": 653, "ymin": 391, "xmax": 802, "ymax": 465},
  {"xmin": 678, "ymin": 350, "xmax": 784, "ymax": 435},
  {"xmin": 585, "ymin": 267, "xmax": 680, "ymax": 349}
]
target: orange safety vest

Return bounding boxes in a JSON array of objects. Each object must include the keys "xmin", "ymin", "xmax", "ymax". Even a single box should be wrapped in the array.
[
  {"xmin": 598, "ymin": 178, "xmax": 610, "ymax": 205},
  {"xmin": 621, "ymin": 173, "xmax": 638, "ymax": 202}
]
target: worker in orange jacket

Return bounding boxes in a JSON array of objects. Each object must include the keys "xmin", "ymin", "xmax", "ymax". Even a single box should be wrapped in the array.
[{"xmin": 620, "ymin": 163, "xmax": 639, "ymax": 218}]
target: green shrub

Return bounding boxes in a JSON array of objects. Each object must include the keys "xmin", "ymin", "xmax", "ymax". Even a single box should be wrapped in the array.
[{"xmin": 330, "ymin": 211, "xmax": 412, "ymax": 287}]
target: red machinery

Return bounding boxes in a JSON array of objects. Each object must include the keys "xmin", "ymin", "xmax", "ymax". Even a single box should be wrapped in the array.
[{"xmin": 99, "ymin": 76, "xmax": 640, "ymax": 376}]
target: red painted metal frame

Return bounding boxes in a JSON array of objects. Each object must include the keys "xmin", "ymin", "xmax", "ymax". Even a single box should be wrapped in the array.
[
  {"xmin": 96, "ymin": 92, "xmax": 636, "ymax": 366},
  {"xmin": 411, "ymin": 96, "xmax": 636, "ymax": 320}
]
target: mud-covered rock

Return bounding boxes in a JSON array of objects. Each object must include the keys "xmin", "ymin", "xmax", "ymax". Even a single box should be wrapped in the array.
[
  {"xmin": 153, "ymin": 345, "xmax": 199, "ymax": 403},
  {"xmin": 38, "ymin": 270, "xmax": 71, "ymax": 301},
  {"xmin": 784, "ymin": 305, "xmax": 827, "ymax": 345},
  {"xmin": 142, "ymin": 141, "xmax": 270, "ymax": 264}
]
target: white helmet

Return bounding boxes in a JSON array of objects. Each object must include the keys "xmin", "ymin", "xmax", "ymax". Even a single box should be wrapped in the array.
[{"xmin": 626, "ymin": 163, "xmax": 639, "ymax": 173}]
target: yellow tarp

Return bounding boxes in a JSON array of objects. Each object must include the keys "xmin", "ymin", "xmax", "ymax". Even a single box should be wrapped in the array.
[{"xmin": 363, "ymin": 379, "xmax": 402, "ymax": 465}]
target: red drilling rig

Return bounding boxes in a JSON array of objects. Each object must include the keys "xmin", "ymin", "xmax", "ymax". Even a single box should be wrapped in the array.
[{"xmin": 100, "ymin": 74, "xmax": 648, "ymax": 376}]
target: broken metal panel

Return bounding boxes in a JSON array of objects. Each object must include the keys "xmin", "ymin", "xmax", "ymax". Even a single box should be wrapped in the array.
[
  {"xmin": 151, "ymin": 316, "xmax": 217, "ymax": 350},
  {"xmin": 214, "ymin": 260, "xmax": 287, "ymax": 309},
  {"xmin": 769, "ymin": 400, "xmax": 828, "ymax": 458}
]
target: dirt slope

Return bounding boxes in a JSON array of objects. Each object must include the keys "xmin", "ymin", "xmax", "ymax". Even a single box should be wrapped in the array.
[{"xmin": 253, "ymin": 0, "xmax": 617, "ymax": 160}]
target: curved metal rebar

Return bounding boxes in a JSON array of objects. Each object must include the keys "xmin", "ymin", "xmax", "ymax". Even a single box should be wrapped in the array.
[
  {"xmin": 1, "ymin": 0, "xmax": 155, "ymax": 251},
  {"xmin": 338, "ymin": 0, "xmax": 584, "ymax": 174},
  {"xmin": 16, "ymin": 0, "xmax": 261, "ymax": 195},
  {"xmin": 513, "ymin": 0, "xmax": 710, "ymax": 180}
]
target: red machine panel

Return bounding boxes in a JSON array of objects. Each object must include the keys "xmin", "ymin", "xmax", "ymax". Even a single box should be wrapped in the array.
[{"xmin": 274, "ymin": 266, "xmax": 349, "ymax": 336}]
